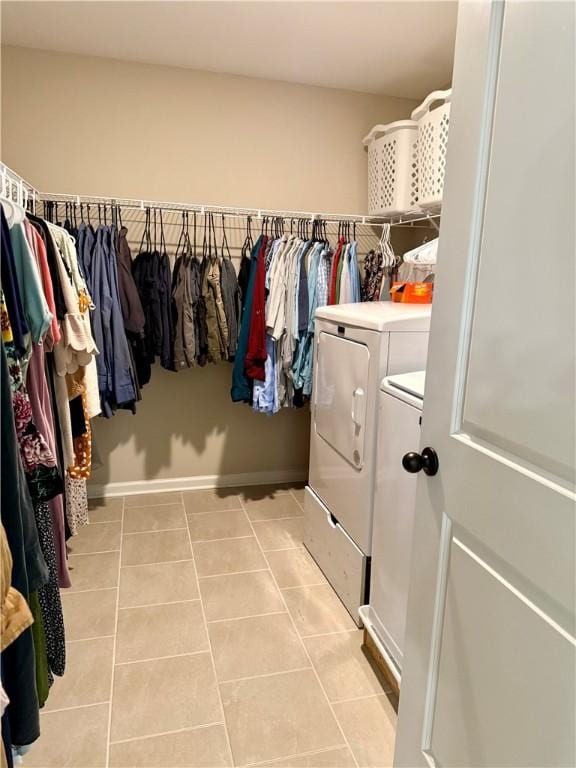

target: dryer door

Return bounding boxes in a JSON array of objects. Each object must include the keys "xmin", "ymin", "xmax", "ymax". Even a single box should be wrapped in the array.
[{"xmin": 315, "ymin": 332, "xmax": 370, "ymax": 469}]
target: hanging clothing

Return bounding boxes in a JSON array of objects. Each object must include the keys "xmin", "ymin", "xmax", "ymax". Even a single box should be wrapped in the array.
[
  {"xmin": 22, "ymin": 220, "xmax": 60, "ymax": 350},
  {"xmin": 26, "ymin": 342, "xmax": 70, "ymax": 589},
  {"xmin": 202, "ymin": 258, "xmax": 228, "ymax": 364},
  {"xmin": 245, "ymin": 236, "xmax": 268, "ymax": 381},
  {"xmin": 328, "ymin": 237, "xmax": 344, "ymax": 305},
  {"xmin": 0, "ymin": 524, "xmax": 33, "ymax": 655},
  {"xmin": 172, "ymin": 251, "xmax": 195, "ymax": 369},
  {"xmin": 7, "ymin": 213, "xmax": 52, "ymax": 349},
  {"xmin": 116, "ymin": 226, "xmax": 145, "ymax": 336},
  {"xmin": 220, "ymin": 256, "xmax": 240, "ymax": 360},
  {"xmin": 362, "ymin": 249, "xmax": 384, "ymax": 301},
  {"xmin": 1, "ymin": 210, "xmax": 29, "ymax": 356},
  {"xmin": 133, "ymin": 246, "xmax": 173, "ymax": 371},
  {"xmin": 89, "ymin": 226, "xmax": 138, "ymax": 415},
  {"xmin": 231, "ymin": 235, "xmax": 265, "ymax": 402},
  {"xmin": 0, "ymin": 341, "xmax": 44, "ymax": 748}
]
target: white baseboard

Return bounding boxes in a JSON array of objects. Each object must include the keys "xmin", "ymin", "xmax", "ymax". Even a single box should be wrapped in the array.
[{"xmin": 87, "ymin": 469, "xmax": 308, "ymax": 499}]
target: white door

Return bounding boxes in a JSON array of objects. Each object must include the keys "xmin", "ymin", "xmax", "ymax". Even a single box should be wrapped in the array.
[{"xmin": 395, "ymin": 3, "xmax": 575, "ymax": 767}]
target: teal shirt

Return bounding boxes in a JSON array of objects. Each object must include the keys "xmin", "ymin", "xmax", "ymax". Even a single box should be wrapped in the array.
[{"xmin": 10, "ymin": 222, "xmax": 52, "ymax": 344}]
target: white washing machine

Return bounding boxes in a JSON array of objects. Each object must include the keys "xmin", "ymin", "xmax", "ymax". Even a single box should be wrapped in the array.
[
  {"xmin": 303, "ymin": 303, "xmax": 431, "ymax": 623},
  {"xmin": 359, "ymin": 371, "xmax": 426, "ymax": 682}
]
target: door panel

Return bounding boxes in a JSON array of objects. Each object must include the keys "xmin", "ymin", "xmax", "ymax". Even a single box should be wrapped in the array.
[
  {"xmin": 460, "ymin": 1, "xmax": 575, "ymax": 485},
  {"xmin": 315, "ymin": 332, "xmax": 370, "ymax": 469},
  {"xmin": 430, "ymin": 540, "xmax": 575, "ymax": 768},
  {"xmin": 395, "ymin": 2, "xmax": 576, "ymax": 766}
]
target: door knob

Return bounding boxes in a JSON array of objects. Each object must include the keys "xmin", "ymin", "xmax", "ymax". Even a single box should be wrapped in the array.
[{"xmin": 402, "ymin": 447, "xmax": 439, "ymax": 476}]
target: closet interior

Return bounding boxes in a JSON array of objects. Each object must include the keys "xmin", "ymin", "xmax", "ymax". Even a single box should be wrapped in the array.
[{"xmin": 0, "ymin": 2, "xmax": 466, "ymax": 767}]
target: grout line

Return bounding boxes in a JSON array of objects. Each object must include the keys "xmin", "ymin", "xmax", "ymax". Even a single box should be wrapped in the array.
[
  {"xmin": 118, "ymin": 598, "xmax": 201, "ymax": 611},
  {"xmin": 183, "ymin": 496, "xmax": 236, "ymax": 767},
  {"xmin": 66, "ymin": 634, "xmax": 115, "ymax": 644},
  {"xmin": 122, "ymin": 494, "xmax": 185, "ymax": 508},
  {"xmin": 109, "ymin": 721, "xmax": 226, "ymax": 746},
  {"xmin": 42, "ymin": 701, "xmax": 110, "ymax": 716},
  {"xmin": 244, "ymin": 743, "xmax": 349, "ymax": 767},
  {"xmin": 197, "ymin": 567, "xmax": 270, "ymax": 580},
  {"xmin": 120, "ymin": 558, "xmax": 194, "ymax": 568},
  {"xmin": 218, "ymin": 665, "xmax": 313, "ymax": 686},
  {"xmin": 61, "ymin": 586, "xmax": 117, "ymax": 596},
  {"xmin": 206, "ymin": 610, "xmax": 288, "ymax": 625},
  {"xmin": 122, "ymin": 527, "xmax": 188, "ymax": 536},
  {"xmin": 299, "ymin": 627, "xmax": 359, "ymax": 639},
  {"xmin": 190, "ymin": 534, "xmax": 255, "ymax": 544},
  {"xmin": 80, "ymin": 520, "xmax": 122, "ymax": 527},
  {"xmin": 68, "ymin": 548, "xmax": 121, "ymax": 556},
  {"xmin": 280, "ymin": 582, "xmax": 328, "ymax": 590},
  {"xmin": 238, "ymin": 495, "xmax": 360, "ymax": 768},
  {"xmin": 66, "ymin": 585, "xmax": 119, "ymax": 595},
  {"xmin": 105, "ymin": 495, "xmax": 124, "ymax": 768},
  {"xmin": 68, "ymin": 553, "xmax": 120, "ymax": 563},
  {"xmin": 260, "ymin": 545, "xmax": 302, "ymax": 553},
  {"xmin": 288, "ymin": 488, "xmax": 306, "ymax": 512},
  {"xmin": 123, "ymin": 504, "xmax": 186, "ymax": 513},
  {"xmin": 185, "ymin": 507, "xmax": 245, "ymax": 517},
  {"xmin": 331, "ymin": 692, "xmax": 390, "ymax": 706},
  {"xmin": 246, "ymin": 514, "xmax": 304, "ymax": 523},
  {"xmin": 115, "ymin": 649, "xmax": 210, "ymax": 667},
  {"xmin": 251, "ymin": 514, "xmax": 305, "ymax": 525}
]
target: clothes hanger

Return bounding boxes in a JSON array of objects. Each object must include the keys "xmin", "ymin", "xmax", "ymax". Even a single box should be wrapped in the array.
[
  {"xmin": 221, "ymin": 214, "xmax": 232, "ymax": 261},
  {"xmin": 159, "ymin": 209, "xmax": 167, "ymax": 257},
  {"xmin": 201, "ymin": 211, "xmax": 208, "ymax": 264},
  {"xmin": 241, "ymin": 215, "xmax": 252, "ymax": 258},
  {"xmin": 175, "ymin": 210, "xmax": 185, "ymax": 260},
  {"xmin": 192, "ymin": 211, "xmax": 197, "ymax": 260}
]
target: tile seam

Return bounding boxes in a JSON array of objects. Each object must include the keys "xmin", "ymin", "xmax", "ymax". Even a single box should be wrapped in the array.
[
  {"xmin": 114, "ymin": 649, "xmax": 211, "ymax": 667},
  {"xmin": 183, "ymin": 493, "xmax": 236, "ymax": 767},
  {"xmin": 41, "ymin": 700, "xmax": 110, "ymax": 716},
  {"xmin": 218, "ymin": 665, "xmax": 314, "ymax": 686},
  {"xmin": 109, "ymin": 720, "xmax": 226, "ymax": 746},
  {"xmin": 197, "ymin": 567, "xmax": 270, "ymax": 580},
  {"xmin": 237, "ymin": 495, "xmax": 360, "ymax": 768},
  {"xmin": 117, "ymin": 597, "xmax": 201, "ymax": 611},
  {"xmin": 244, "ymin": 742, "xmax": 350, "ymax": 767},
  {"xmin": 105, "ymin": 495, "xmax": 124, "ymax": 767}
]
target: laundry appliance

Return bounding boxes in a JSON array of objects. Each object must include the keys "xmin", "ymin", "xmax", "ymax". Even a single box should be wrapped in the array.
[
  {"xmin": 303, "ymin": 303, "xmax": 431, "ymax": 623},
  {"xmin": 359, "ymin": 370, "xmax": 426, "ymax": 681}
]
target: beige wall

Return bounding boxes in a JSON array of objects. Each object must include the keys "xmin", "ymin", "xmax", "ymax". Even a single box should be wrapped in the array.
[{"xmin": 1, "ymin": 45, "xmax": 417, "ymax": 488}]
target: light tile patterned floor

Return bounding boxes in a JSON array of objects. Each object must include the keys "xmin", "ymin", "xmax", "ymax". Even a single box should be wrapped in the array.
[{"xmin": 27, "ymin": 486, "xmax": 397, "ymax": 768}]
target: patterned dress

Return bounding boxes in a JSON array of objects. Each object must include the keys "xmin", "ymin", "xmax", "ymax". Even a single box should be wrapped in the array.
[{"xmin": 1, "ymin": 292, "xmax": 66, "ymax": 684}]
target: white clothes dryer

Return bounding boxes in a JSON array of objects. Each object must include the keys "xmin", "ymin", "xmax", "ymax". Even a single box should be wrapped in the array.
[{"xmin": 303, "ymin": 303, "xmax": 431, "ymax": 623}]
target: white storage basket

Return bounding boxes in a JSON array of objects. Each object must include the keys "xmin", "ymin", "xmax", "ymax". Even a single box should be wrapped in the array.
[
  {"xmin": 363, "ymin": 120, "xmax": 419, "ymax": 216},
  {"xmin": 411, "ymin": 89, "xmax": 452, "ymax": 209}
]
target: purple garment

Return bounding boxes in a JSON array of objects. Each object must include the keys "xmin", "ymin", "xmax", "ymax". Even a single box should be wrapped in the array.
[{"xmin": 26, "ymin": 342, "xmax": 71, "ymax": 588}]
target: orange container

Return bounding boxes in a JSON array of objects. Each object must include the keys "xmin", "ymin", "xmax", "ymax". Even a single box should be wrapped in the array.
[{"xmin": 390, "ymin": 281, "xmax": 433, "ymax": 304}]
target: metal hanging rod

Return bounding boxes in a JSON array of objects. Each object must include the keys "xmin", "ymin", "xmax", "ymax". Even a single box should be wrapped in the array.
[{"xmin": 40, "ymin": 191, "xmax": 441, "ymax": 228}]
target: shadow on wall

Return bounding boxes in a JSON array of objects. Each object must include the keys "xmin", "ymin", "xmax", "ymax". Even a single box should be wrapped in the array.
[
  {"xmin": 89, "ymin": 362, "xmax": 311, "ymax": 490},
  {"xmin": 86, "ymin": 213, "xmax": 432, "ymax": 493}
]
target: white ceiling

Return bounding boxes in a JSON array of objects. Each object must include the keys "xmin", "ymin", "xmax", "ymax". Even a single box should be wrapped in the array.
[{"xmin": 1, "ymin": 1, "xmax": 457, "ymax": 99}]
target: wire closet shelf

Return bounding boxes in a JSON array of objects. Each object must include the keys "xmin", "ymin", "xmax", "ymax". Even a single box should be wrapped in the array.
[{"xmin": 1, "ymin": 161, "xmax": 441, "ymax": 228}]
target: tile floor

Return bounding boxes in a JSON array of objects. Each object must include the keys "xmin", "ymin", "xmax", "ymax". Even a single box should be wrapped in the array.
[{"xmin": 28, "ymin": 486, "xmax": 397, "ymax": 768}]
